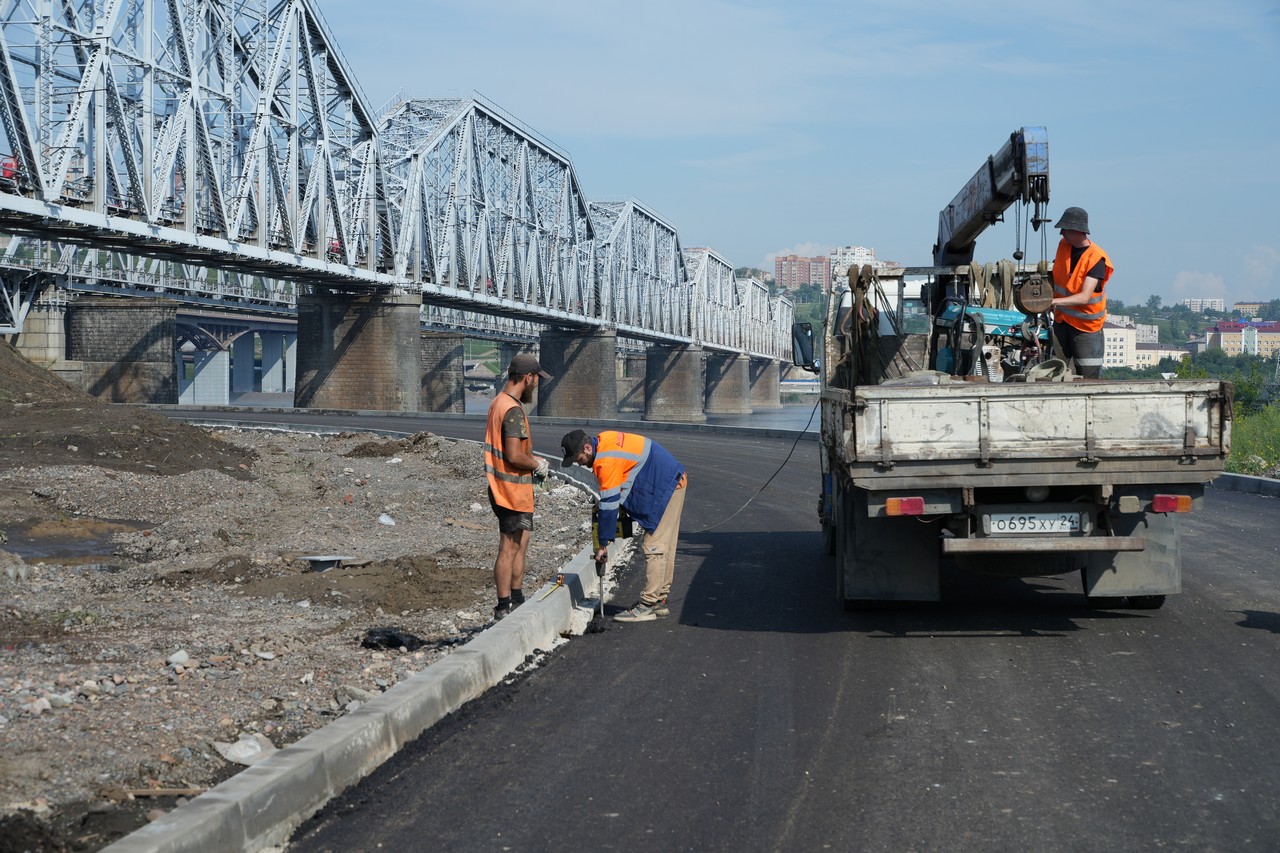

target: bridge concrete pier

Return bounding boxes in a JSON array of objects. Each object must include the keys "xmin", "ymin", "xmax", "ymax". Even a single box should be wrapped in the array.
[
  {"xmin": 704, "ymin": 352, "xmax": 752, "ymax": 415},
  {"xmin": 231, "ymin": 334, "xmax": 254, "ymax": 392},
  {"xmin": 261, "ymin": 334, "xmax": 285, "ymax": 393},
  {"xmin": 295, "ymin": 291, "xmax": 422, "ymax": 411},
  {"xmin": 617, "ymin": 353, "xmax": 646, "ymax": 414},
  {"xmin": 420, "ymin": 332, "xmax": 466, "ymax": 413},
  {"xmin": 66, "ymin": 297, "xmax": 178, "ymax": 403},
  {"xmin": 644, "ymin": 344, "xmax": 705, "ymax": 423},
  {"xmin": 537, "ymin": 328, "xmax": 617, "ymax": 419},
  {"xmin": 749, "ymin": 358, "xmax": 783, "ymax": 410},
  {"xmin": 179, "ymin": 350, "xmax": 229, "ymax": 405},
  {"xmin": 10, "ymin": 284, "xmax": 66, "ymax": 368}
]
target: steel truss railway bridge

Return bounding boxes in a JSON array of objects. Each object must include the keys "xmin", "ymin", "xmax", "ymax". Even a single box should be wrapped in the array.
[{"xmin": 0, "ymin": 0, "xmax": 793, "ymax": 419}]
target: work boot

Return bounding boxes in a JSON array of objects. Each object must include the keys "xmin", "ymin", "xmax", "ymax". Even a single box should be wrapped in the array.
[
  {"xmin": 614, "ymin": 601, "xmax": 658, "ymax": 623},
  {"xmin": 493, "ymin": 602, "xmax": 512, "ymax": 621}
]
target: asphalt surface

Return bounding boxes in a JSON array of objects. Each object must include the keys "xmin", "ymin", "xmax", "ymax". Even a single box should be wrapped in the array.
[{"xmin": 167, "ymin": 409, "xmax": 1280, "ymax": 852}]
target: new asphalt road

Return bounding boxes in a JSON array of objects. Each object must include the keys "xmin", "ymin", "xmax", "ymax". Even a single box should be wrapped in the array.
[{"xmin": 168, "ymin": 409, "xmax": 1280, "ymax": 851}]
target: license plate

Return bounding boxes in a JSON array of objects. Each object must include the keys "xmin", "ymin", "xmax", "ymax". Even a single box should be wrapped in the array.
[{"xmin": 987, "ymin": 512, "xmax": 1081, "ymax": 534}]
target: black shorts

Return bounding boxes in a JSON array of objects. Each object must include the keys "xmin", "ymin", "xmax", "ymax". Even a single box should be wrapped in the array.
[{"xmin": 488, "ymin": 487, "xmax": 534, "ymax": 534}]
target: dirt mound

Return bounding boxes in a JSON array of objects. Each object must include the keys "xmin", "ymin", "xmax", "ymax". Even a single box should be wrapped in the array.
[{"xmin": 0, "ymin": 341, "xmax": 255, "ymax": 478}]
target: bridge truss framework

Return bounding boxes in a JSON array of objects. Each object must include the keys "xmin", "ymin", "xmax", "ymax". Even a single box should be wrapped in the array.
[{"xmin": 0, "ymin": 0, "xmax": 792, "ymax": 360}]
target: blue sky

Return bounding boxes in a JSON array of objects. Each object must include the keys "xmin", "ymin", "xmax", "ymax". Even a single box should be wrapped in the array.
[{"xmin": 316, "ymin": 0, "xmax": 1280, "ymax": 310}]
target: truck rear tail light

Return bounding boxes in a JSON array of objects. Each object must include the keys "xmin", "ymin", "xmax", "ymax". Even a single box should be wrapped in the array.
[
  {"xmin": 1152, "ymin": 494, "xmax": 1192, "ymax": 513},
  {"xmin": 885, "ymin": 497, "xmax": 925, "ymax": 516}
]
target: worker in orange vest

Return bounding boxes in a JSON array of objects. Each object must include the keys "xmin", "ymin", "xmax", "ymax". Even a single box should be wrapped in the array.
[
  {"xmin": 484, "ymin": 353, "xmax": 551, "ymax": 620},
  {"xmin": 561, "ymin": 429, "xmax": 687, "ymax": 623},
  {"xmin": 1050, "ymin": 206, "xmax": 1113, "ymax": 379}
]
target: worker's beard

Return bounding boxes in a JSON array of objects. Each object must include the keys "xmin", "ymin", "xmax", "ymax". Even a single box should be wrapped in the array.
[{"xmin": 520, "ymin": 383, "xmax": 535, "ymax": 404}]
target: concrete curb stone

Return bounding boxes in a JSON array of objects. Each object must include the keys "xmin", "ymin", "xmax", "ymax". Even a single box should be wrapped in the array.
[{"xmin": 102, "ymin": 518, "xmax": 601, "ymax": 852}]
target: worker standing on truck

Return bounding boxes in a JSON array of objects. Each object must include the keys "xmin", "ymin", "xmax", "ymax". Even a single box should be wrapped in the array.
[
  {"xmin": 561, "ymin": 428, "xmax": 687, "ymax": 623},
  {"xmin": 1050, "ymin": 206, "xmax": 1113, "ymax": 378},
  {"xmin": 484, "ymin": 353, "xmax": 552, "ymax": 621}
]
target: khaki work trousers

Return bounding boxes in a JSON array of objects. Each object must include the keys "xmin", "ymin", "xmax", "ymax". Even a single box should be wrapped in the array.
[{"xmin": 640, "ymin": 483, "xmax": 686, "ymax": 605}]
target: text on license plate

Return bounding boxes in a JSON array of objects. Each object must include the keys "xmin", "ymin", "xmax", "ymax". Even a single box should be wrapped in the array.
[{"xmin": 988, "ymin": 512, "xmax": 1081, "ymax": 534}]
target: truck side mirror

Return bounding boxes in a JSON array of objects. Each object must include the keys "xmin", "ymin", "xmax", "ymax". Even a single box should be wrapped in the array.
[{"xmin": 792, "ymin": 322, "xmax": 820, "ymax": 373}]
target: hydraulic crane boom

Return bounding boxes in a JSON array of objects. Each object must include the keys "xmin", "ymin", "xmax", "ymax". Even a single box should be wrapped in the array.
[{"xmin": 933, "ymin": 126, "xmax": 1050, "ymax": 266}]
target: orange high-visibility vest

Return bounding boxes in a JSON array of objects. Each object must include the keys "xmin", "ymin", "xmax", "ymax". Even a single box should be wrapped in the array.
[
  {"xmin": 1052, "ymin": 240, "xmax": 1112, "ymax": 333},
  {"xmin": 484, "ymin": 393, "xmax": 533, "ymax": 512}
]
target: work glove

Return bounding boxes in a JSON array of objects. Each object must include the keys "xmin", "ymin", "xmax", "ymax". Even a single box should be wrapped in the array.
[{"xmin": 534, "ymin": 457, "xmax": 550, "ymax": 479}]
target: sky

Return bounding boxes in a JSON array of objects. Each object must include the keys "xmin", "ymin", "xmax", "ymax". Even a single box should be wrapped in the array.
[{"xmin": 314, "ymin": 0, "xmax": 1280, "ymax": 310}]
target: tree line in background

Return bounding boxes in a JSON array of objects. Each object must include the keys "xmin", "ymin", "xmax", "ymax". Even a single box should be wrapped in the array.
[{"xmin": 1109, "ymin": 296, "xmax": 1280, "ymax": 345}]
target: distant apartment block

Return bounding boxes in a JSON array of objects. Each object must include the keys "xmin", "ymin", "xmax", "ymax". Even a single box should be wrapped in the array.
[
  {"xmin": 1204, "ymin": 321, "xmax": 1280, "ymax": 357},
  {"xmin": 1182, "ymin": 297, "xmax": 1225, "ymax": 312},
  {"xmin": 1103, "ymin": 322, "xmax": 1136, "ymax": 368},
  {"xmin": 1134, "ymin": 342, "xmax": 1190, "ymax": 369},
  {"xmin": 1135, "ymin": 323, "xmax": 1160, "ymax": 344},
  {"xmin": 775, "ymin": 254, "xmax": 831, "ymax": 292},
  {"xmin": 1234, "ymin": 301, "xmax": 1266, "ymax": 318},
  {"xmin": 830, "ymin": 245, "xmax": 877, "ymax": 284},
  {"xmin": 829, "ymin": 245, "xmax": 901, "ymax": 287}
]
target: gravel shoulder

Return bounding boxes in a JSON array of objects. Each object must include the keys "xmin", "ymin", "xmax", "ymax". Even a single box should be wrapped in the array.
[{"xmin": 0, "ymin": 342, "xmax": 592, "ymax": 851}]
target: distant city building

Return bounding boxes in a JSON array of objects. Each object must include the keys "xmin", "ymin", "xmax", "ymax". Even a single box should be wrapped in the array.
[
  {"xmin": 775, "ymin": 254, "xmax": 831, "ymax": 292},
  {"xmin": 1182, "ymin": 297, "xmax": 1225, "ymax": 312},
  {"xmin": 1134, "ymin": 342, "xmax": 1190, "ymax": 368},
  {"xmin": 1135, "ymin": 323, "xmax": 1160, "ymax": 344},
  {"xmin": 1234, "ymin": 301, "xmax": 1266, "ymax": 318},
  {"xmin": 1103, "ymin": 321, "xmax": 1136, "ymax": 368},
  {"xmin": 1203, "ymin": 321, "xmax": 1280, "ymax": 357},
  {"xmin": 828, "ymin": 245, "xmax": 902, "ymax": 289}
]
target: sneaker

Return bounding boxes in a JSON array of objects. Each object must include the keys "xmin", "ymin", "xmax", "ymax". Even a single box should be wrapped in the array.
[
  {"xmin": 654, "ymin": 598, "xmax": 670, "ymax": 618},
  {"xmin": 614, "ymin": 601, "xmax": 659, "ymax": 623},
  {"xmin": 493, "ymin": 602, "xmax": 512, "ymax": 621}
]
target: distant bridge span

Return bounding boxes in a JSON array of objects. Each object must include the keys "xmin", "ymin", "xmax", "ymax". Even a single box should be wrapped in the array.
[{"xmin": 0, "ymin": 0, "xmax": 792, "ymax": 365}]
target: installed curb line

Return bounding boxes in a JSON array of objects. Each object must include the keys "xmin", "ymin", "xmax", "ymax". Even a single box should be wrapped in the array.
[
  {"xmin": 1211, "ymin": 472, "xmax": 1280, "ymax": 498},
  {"xmin": 102, "ymin": 547, "xmax": 601, "ymax": 852}
]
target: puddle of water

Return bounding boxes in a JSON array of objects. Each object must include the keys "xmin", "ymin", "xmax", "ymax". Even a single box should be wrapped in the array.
[{"xmin": 4, "ymin": 517, "xmax": 151, "ymax": 562}]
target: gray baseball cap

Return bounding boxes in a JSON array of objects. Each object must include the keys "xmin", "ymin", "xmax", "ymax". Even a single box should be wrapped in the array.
[{"xmin": 509, "ymin": 353, "xmax": 551, "ymax": 379}]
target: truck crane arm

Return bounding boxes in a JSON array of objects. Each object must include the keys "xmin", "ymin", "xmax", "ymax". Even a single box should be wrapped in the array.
[{"xmin": 933, "ymin": 126, "xmax": 1051, "ymax": 267}]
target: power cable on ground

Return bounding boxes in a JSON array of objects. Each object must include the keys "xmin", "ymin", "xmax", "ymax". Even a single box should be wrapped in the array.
[{"xmin": 692, "ymin": 393, "xmax": 821, "ymax": 533}]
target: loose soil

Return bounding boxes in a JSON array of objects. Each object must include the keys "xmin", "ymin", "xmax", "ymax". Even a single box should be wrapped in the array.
[{"xmin": 0, "ymin": 341, "xmax": 593, "ymax": 851}]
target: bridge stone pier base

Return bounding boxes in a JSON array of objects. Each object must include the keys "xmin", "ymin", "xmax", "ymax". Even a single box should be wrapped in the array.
[
  {"xmin": 644, "ymin": 344, "xmax": 705, "ymax": 423},
  {"xmin": 704, "ymin": 352, "xmax": 752, "ymax": 415},
  {"xmin": 749, "ymin": 359, "xmax": 782, "ymax": 410},
  {"xmin": 295, "ymin": 291, "xmax": 422, "ymax": 411},
  {"xmin": 617, "ymin": 353, "xmax": 646, "ymax": 413},
  {"xmin": 537, "ymin": 328, "xmax": 617, "ymax": 418},
  {"xmin": 67, "ymin": 297, "xmax": 178, "ymax": 403},
  {"xmin": 420, "ymin": 332, "xmax": 466, "ymax": 413}
]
